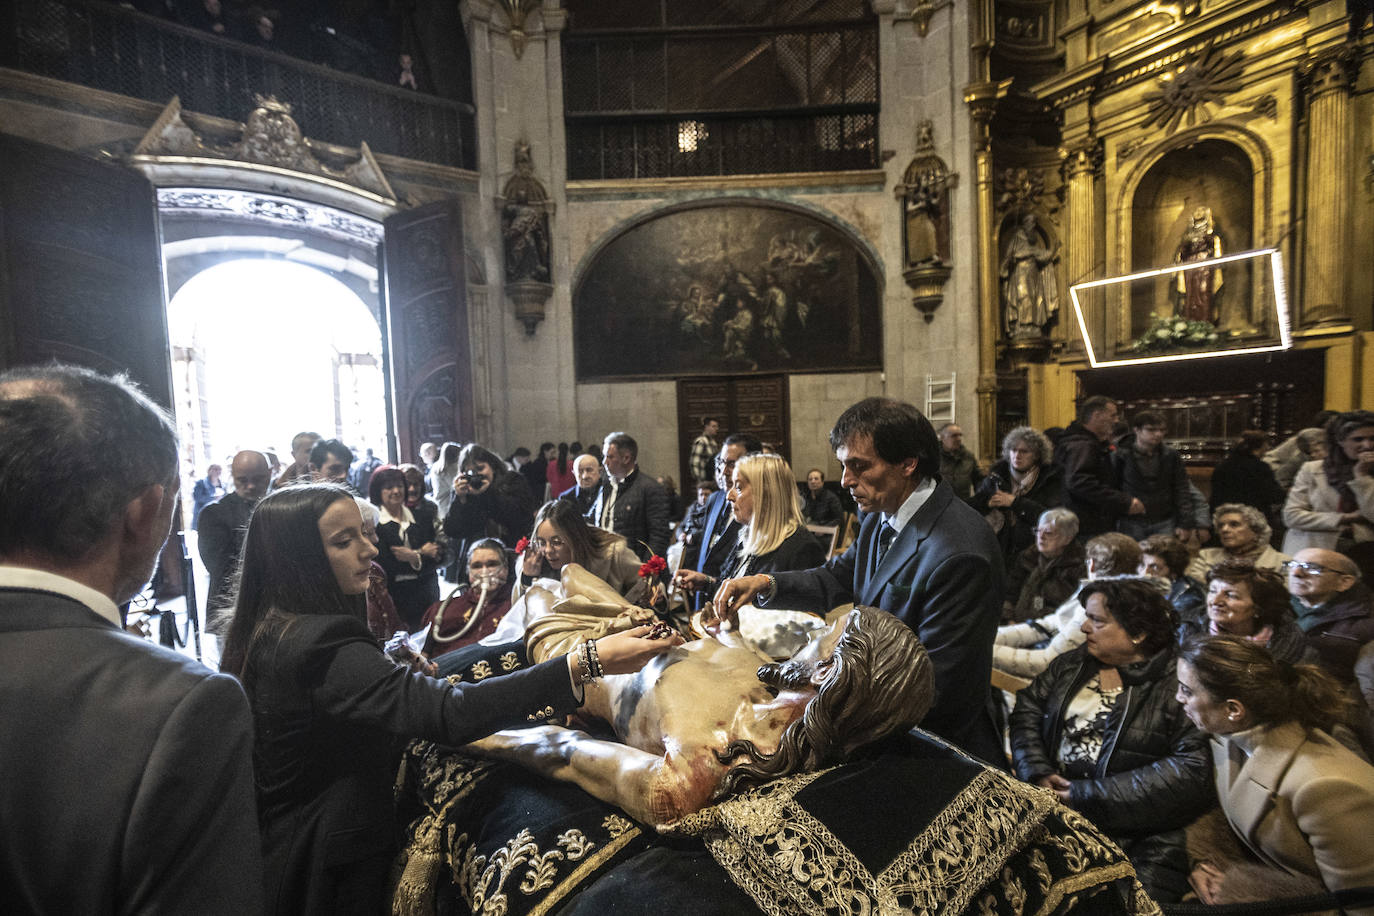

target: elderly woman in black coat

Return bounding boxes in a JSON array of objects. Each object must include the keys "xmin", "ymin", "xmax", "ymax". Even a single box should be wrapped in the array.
[
  {"xmin": 1010, "ymin": 577, "xmax": 1213, "ymax": 902},
  {"xmin": 972, "ymin": 425, "xmax": 1065, "ymax": 570}
]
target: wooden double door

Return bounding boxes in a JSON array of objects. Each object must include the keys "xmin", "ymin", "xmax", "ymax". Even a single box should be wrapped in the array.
[
  {"xmin": 0, "ymin": 131, "xmax": 475, "ymax": 461},
  {"xmin": 676, "ymin": 374, "xmax": 789, "ymax": 487}
]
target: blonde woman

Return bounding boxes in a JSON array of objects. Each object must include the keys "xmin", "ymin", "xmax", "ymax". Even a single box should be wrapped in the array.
[{"xmin": 672, "ymin": 452, "xmax": 825, "ymax": 602}]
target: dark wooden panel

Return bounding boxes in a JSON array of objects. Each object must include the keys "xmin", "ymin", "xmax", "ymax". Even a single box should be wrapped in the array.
[
  {"xmin": 381, "ymin": 198, "xmax": 474, "ymax": 463},
  {"xmin": 676, "ymin": 374, "xmax": 790, "ymax": 485},
  {"xmin": 0, "ymin": 132, "xmax": 171, "ymax": 408}
]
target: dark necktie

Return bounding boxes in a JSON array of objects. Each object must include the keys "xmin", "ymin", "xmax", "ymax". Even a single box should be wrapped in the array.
[{"xmin": 876, "ymin": 521, "xmax": 897, "ymax": 567}]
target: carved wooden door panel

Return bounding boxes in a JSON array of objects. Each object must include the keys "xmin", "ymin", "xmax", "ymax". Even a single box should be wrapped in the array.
[
  {"xmin": 0, "ymin": 133, "xmax": 186, "ymax": 606},
  {"xmin": 676, "ymin": 375, "xmax": 790, "ymax": 485},
  {"xmin": 381, "ymin": 197, "xmax": 474, "ymax": 464},
  {"xmin": 0, "ymin": 132, "xmax": 172, "ymax": 407}
]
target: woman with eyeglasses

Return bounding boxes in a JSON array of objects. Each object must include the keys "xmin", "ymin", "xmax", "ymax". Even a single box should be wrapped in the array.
[
  {"xmin": 671, "ymin": 452, "xmax": 825, "ymax": 604},
  {"xmin": 515, "ymin": 499, "xmax": 644, "ymax": 598}
]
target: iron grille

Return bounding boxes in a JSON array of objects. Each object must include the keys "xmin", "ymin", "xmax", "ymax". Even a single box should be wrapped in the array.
[
  {"xmin": 563, "ymin": 3, "xmax": 877, "ymax": 180},
  {"xmin": 2, "ymin": 0, "xmax": 477, "ymax": 170}
]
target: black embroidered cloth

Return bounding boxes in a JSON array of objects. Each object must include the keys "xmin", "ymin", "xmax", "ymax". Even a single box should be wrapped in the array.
[{"xmin": 393, "ymin": 731, "xmax": 1160, "ymax": 916}]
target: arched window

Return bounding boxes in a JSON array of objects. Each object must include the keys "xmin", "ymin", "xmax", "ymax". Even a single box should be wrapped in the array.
[{"xmin": 563, "ymin": 0, "xmax": 878, "ymax": 179}]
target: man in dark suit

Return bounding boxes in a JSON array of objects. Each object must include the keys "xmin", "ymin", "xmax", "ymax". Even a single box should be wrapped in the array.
[
  {"xmin": 559, "ymin": 452, "xmax": 602, "ymax": 514},
  {"xmin": 678, "ymin": 432, "xmax": 761, "ymax": 611},
  {"xmin": 711, "ymin": 398, "xmax": 1006, "ymax": 765},
  {"xmin": 0, "ymin": 364, "xmax": 263, "ymax": 913},
  {"xmin": 197, "ymin": 448, "xmax": 270, "ymax": 625},
  {"xmin": 1053, "ymin": 395, "xmax": 1144, "ymax": 538},
  {"xmin": 588, "ymin": 432, "xmax": 671, "ymax": 560}
]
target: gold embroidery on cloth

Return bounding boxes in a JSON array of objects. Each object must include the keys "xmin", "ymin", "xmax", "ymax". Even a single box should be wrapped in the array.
[
  {"xmin": 670, "ymin": 766, "xmax": 1151, "ymax": 916},
  {"xmin": 471, "ymin": 660, "xmax": 493, "ymax": 681},
  {"xmin": 500, "ymin": 651, "xmax": 521, "ymax": 671}
]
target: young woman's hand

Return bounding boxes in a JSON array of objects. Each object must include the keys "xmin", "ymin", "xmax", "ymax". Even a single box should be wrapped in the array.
[
  {"xmin": 521, "ymin": 546, "xmax": 543, "ymax": 578},
  {"xmin": 592, "ymin": 626, "xmax": 683, "ymax": 675}
]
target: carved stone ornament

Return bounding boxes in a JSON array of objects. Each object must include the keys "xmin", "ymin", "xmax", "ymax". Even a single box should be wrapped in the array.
[
  {"xmin": 994, "ymin": 167, "xmax": 1045, "ymax": 215},
  {"xmin": 496, "ymin": 0, "xmax": 542, "ymax": 59},
  {"xmin": 498, "ymin": 140, "xmax": 555, "ymax": 335},
  {"xmin": 1301, "ymin": 46, "xmax": 1361, "ymax": 99},
  {"xmin": 894, "ymin": 120, "xmax": 957, "ymax": 321},
  {"xmin": 1058, "ymin": 138, "xmax": 1103, "ymax": 179},
  {"xmin": 132, "ymin": 96, "xmax": 396, "ymax": 201},
  {"xmin": 908, "ymin": 0, "xmax": 952, "ymax": 38},
  {"xmin": 1142, "ymin": 43, "xmax": 1245, "ymax": 134}
]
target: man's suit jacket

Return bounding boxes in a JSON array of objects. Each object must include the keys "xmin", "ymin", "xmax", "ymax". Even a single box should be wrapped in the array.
[
  {"xmin": 680, "ymin": 490, "xmax": 740, "ymax": 611},
  {"xmin": 0, "ymin": 588, "xmax": 263, "ymax": 914},
  {"xmin": 768, "ymin": 480, "xmax": 1006, "ymax": 764},
  {"xmin": 587, "ymin": 468, "xmax": 671, "ymax": 560},
  {"xmin": 197, "ymin": 491, "xmax": 254, "ymax": 613},
  {"xmin": 1213, "ymin": 721, "xmax": 1374, "ymax": 910}
]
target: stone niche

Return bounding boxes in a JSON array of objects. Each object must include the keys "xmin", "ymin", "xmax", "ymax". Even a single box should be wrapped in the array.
[{"xmin": 1128, "ymin": 139, "xmax": 1255, "ymax": 337}]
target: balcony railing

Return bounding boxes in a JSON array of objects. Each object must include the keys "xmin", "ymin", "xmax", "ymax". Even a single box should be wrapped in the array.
[
  {"xmin": 567, "ymin": 109, "xmax": 878, "ymax": 180},
  {"xmin": 2, "ymin": 0, "xmax": 476, "ymax": 170}
]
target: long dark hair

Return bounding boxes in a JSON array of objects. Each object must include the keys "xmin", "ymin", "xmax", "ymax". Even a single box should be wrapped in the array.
[
  {"xmin": 219, "ymin": 485, "xmax": 366, "ymax": 678},
  {"xmin": 1322, "ymin": 410, "xmax": 1374, "ymax": 490},
  {"xmin": 1180, "ymin": 636, "xmax": 1351, "ymax": 733},
  {"xmin": 530, "ymin": 499, "xmax": 621, "ymax": 569},
  {"xmin": 556, "ymin": 442, "xmax": 570, "ymax": 475}
]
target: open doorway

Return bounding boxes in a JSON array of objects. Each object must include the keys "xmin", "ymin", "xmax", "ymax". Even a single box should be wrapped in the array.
[{"xmin": 167, "ymin": 257, "xmax": 388, "ymax": 500}]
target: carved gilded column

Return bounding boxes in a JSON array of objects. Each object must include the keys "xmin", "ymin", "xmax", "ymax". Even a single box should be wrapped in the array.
[
  {"xmin": 1301, "ymin": 49, "xmax": 1359, "ymax": 327},
  {"xmin": 1058, "ymin": 137, "xmax": 1102, "ymax": 348},
  {"xmin": 964, "ymin": 79, "xmax": 1007, "ymax": 464}
]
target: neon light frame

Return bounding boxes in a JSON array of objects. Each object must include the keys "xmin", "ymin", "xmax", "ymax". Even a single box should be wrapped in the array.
[{"xmin": 1068, "ymin": 248, "xmax": 1292, "ymax": 368}]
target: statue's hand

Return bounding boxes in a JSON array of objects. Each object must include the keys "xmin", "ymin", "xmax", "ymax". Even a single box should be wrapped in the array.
[{"xmin": 594, "ymin": 626, "xmax": 683, "ymax": 675}]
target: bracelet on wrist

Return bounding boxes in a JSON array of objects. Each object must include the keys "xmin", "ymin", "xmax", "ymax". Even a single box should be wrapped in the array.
[{"xmin": 586, "ymin": 638, "xmax": 604, "ymax": 680}]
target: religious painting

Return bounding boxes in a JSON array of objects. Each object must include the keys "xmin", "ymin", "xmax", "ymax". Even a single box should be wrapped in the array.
[{"xmin": 573, "ymin": 202, "xmax": 882, "ymax": 381}]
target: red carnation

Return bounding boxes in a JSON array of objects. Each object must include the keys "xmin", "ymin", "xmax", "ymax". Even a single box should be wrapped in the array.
[
  {"xmin": 638, "ymin": 556, "xmax": 667, "ymax": 578},
  {"xmin": 515, "ymin": 537, "xmax": 530, "ymax": 554}
]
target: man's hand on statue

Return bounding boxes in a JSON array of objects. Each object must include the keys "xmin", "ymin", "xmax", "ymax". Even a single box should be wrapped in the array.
[
  {"xmin": 706, "ymin": 574, "xmax": 770, "ymax": 632},
  {"xmin": 1127, "ymin": 498, "xmax": 1146, "ymax": 516},
  {"xmin": 987, "ymin": 490, "xmax": 1014, "ymax": 508},
  {"xmin": 671, "ymin": 569, "xmax": 712, "ymax": 593},
  {"xmin": 594, "ymin": 626, "xmax": 683, "ymax": 675},
  {"xmin": 1035, "ymin": 773, "xmax": 1072, "ymax": 804}
]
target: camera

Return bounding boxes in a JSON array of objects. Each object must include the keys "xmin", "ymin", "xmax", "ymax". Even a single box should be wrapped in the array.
[{"xmin": 460, "ymin": 470, "xmax": 483, "ymax": 487}]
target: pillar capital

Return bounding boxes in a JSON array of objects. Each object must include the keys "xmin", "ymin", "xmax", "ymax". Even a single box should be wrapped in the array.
[
  {"xmin": 1302, "ymin": 47, "xmax": 1360, "ymax": 100},
  {"xmin": 1058, "ymin": 137, "xmax": 1102, "ymax": 180}
]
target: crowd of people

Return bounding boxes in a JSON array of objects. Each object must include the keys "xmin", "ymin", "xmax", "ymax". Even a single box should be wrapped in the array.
[{"xmin": 5, "ymin": 364, "xmax": 1374, "ymax": 914}]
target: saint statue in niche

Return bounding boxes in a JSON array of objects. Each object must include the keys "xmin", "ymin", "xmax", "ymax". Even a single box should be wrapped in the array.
[
  {"xmin": 999, "ymin": 213, "xmax": 1059, "ymax": 340},
  {"xmin": 1173, "ymin": 206, "xmax": 1223, "ymax": 323}
]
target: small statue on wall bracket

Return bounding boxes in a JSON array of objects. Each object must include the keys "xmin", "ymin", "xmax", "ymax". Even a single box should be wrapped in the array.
[
  {"xmin": 1174, "ymin": 206, "xmax": 1223, "ymax": 324},
  {"xmin": 896, "ymin": 120, "xmax": 956, "ymax": 321},
  {"xmin": 499, "ymin": 140, "xmax": 555, "ymax": 334},
  {"xmin": 999, "ymin": 213, "xmax": 1059, "ymax": 340}
]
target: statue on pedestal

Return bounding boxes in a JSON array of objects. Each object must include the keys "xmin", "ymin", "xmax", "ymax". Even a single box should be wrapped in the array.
[
  {"xmin": 1174, "ymin": 206, "xmax": 1223, "ymax": 324},
  {"xmin": 999, "ymin": 213, "xmax": 1059, "ymax": 340}
]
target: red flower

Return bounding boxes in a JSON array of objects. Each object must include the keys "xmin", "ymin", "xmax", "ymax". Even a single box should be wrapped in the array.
[
  {"xmin": 515, "ymin": 537, "xmax": 530, "ymax": 554},
  {"xmin": 638, "ymin": 555, "xmax": 667, "ymax": 578}
]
